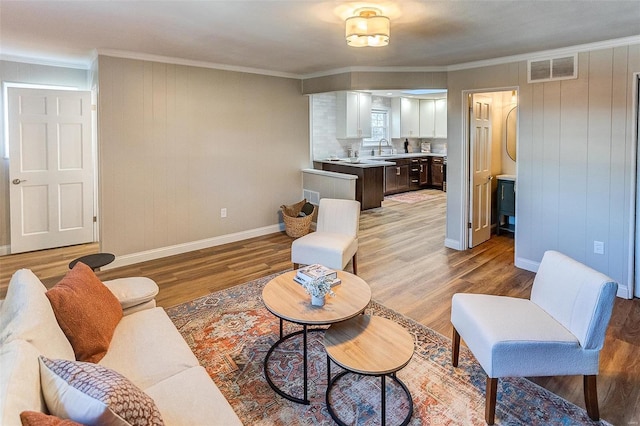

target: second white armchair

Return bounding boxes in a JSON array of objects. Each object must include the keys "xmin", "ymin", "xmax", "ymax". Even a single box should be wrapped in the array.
[
  {"xmin": 291, "ymin": 198, "xmax": 360, "ymax": 274},
  {"xmin": 451, "ymin": 250, "xmax": 618, "ymax": 424}
]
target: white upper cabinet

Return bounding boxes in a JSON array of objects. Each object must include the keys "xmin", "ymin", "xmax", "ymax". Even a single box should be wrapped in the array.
[
  {"xmin": 391, "ymin": 97, "xmax": 420, "ymax": 138},
  {"xmin": 419, "ymin": 99, "xmax": 436, "ymax": 138},
  {"xmin": 419, "ymin": 98, "xmax": 447, "ymax": 138},
  {"xmin": 336, "ymin": 91, "xmax": 372, "ymax": 139},
  {"xmin": 434, "ymin": 98, "xmax": 447, "ymax": 138}
]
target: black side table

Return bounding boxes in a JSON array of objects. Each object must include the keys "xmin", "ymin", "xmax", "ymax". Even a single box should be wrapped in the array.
[{"xmin": 69, "ymin": 253, "xmax": 115, "ymax": 271}]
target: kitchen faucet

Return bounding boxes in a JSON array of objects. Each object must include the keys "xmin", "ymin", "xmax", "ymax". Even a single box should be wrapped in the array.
[{"xmin": 378, "ymin": 138, "xmax": 391, "ymax": 155}]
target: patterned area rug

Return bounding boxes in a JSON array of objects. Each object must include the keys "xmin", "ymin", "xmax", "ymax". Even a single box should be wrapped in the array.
[
  {"xmin": 385, "ymin": 191, "xmax": 442, "ymax": 204},
  {"xmin": 166, "ymin": 273, "xmax": 607, "ymax": 425}
]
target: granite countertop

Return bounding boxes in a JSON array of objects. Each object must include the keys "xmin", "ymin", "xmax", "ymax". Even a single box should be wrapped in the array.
[
  {"xmin": 317, "ymin": 152, "xmax": 446, "ymax": 168},
  {"xmin": 317, "ymin": 159, "xmax": 395, "ymax": 168},
  {"xmin": 497, "ymin": 174, "xmax": 516, "ymax": 181},
  {"xmin": 370, "ymin": 152, "xmax": 446, "ymax": 159}
]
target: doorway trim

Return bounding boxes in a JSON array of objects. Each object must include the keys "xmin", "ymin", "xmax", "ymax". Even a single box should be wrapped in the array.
[
  {"xmin": 633, "ymin": 72, "xmax": 640, "ymax": 298},
  {"xmin": 460, "ymin": 86, "xmax": 519, "ymax": 251}
]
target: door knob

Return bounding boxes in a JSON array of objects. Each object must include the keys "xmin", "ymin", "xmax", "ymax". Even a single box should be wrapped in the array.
[{"xmin": 12, "ymin": 178, "xmax": 26, "ymax": 185}]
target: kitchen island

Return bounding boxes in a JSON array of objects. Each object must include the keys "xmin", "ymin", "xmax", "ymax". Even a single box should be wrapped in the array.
[
  {"xmin": 317, "ymin": 159, "xmax": 393, "ymax": 210},
  {"xmin": 317, "ymin": 153, "xmax": 446, "ymax": 208}
]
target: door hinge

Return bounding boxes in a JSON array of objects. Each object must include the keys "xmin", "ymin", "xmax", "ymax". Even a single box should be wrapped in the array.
[
  {"xmin": 93, "ymin": 216, "xmax": 97, "ymax": 223},
  {"xmin": 468, "ymin": 222, "xmax": 472, "ymax": 229}
]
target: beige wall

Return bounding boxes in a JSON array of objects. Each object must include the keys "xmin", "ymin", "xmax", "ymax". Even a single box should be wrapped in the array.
[
  {"xmin": 446, "ymin": 45, "xmax": 640, "ymax": 296},
  {"xmin": 97, "ymin": 56, "xmax": 309, "ymax": 260},
  {"xmin": 0, "ymin": 60, "xmax": 89, "ymax": 252}
]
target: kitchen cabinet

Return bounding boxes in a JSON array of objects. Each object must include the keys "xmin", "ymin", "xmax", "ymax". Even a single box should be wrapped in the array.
[
  {"xmin": 434, "ymin": 98, "xmax": 447, "ymax": 138},
  {"xmin": 321, "ymin": 162, "xmax": 384, "ymax": 210},
  {"xmin": 431, "ymin": 157, "xmax": 444, "ymax": 189},
  {"xmin": 409, "ymin": 158, "xmax": 421, "ymax": 190},
  {"xmin": 418, "ymin": 98, "xmax": 447, "ymax": 138},
  {"xmin": 391, "ymin": 97, "xmax": 419, "ymax": 138},
  {"xmin": 419, "ymin": 158, "xmax": 429, "ymax": 186},
  {"xmin": 336, "ymin": 91, "xmax": 372, "ymax": 139},
  {"xmin": 419, "ymin": 99, "xmax": 435, "ymax": 138},
  {"xmin": 497, "ymin": 177, "xmax": 516, "ymax": 235},
  {"xmin": 384, "ymin": 159, "xmax": 410, "ymax": 195}
]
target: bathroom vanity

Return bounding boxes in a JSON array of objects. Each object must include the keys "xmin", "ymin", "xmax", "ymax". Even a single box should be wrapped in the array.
[{"xmin": 496, "ymin": 175, "xmax": 516, "ymax": 235}]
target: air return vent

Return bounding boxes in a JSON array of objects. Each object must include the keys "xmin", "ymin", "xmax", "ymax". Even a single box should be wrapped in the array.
[
  {"xmin": 303, "ymin": 189, "xmax": 320, "ymax": 205},
  {"xmin": 528, "ymin": 54, "xmax": 577, "ymax": 83}
]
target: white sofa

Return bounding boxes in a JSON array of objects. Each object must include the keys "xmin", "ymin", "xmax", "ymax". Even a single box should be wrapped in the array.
[{"xmin": 0, "ymin": 269, "xmax": 243, "ymax": 425}]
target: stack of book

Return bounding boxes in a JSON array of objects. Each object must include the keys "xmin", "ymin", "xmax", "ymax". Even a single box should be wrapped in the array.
[{"xmin": 294, "ymin": 264, "xmax": 341, "ymax": 287}]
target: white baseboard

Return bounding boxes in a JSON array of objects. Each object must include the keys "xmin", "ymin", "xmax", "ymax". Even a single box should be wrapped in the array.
[
  {"xmin": 103, "ymin": 223, "xmax": 285, "ymax": 270},
  {"xmin": 444, "ymin": 238, "xmax": 463, "ymax": 250},
  {"xmin": 0, "ymin": 245, "xmax": 9, "ymax": 256},
  {"xmin": 515, "ymin": 256, "xmax": 540, "ymax": 273},
  {"xmin": 617, "ymin": 283, "xmax": 631, "ymax": 299}
]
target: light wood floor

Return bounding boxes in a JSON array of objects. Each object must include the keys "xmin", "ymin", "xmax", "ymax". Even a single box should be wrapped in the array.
[{"xmin": 1, "ymin": 189, "xmax": 638, "ymax": 425}]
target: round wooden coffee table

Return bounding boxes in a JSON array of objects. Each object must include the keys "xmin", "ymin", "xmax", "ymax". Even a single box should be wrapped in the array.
[
  {"xmin": 324, "ymin": 315, "xmax": 415, "ymax": 426},
  {"xmin": 262, "ymin": 269, "xmax": 371, "ymax": 404}
]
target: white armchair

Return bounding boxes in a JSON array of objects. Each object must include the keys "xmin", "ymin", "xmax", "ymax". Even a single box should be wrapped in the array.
[
  {"xmin": 291, "ymin": 198, "xmax": 360, "ymax": 274},
  {"xmin": 451, "ymin": 250, "xmax": 618, "ymax": 424}
]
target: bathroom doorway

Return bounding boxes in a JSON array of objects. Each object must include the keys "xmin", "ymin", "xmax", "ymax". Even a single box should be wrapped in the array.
[{"xmin": 464, "ymin": 88, "xmax": 518, "ymax": 248}]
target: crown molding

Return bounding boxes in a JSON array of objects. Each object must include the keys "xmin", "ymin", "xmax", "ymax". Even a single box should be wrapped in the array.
[
  {"xmin": 0, "ymin": 53, "xmax": 91, "ymax": 70},
  {"xmin": 96, "ymin": 49, "xmax": 301, "ymax": 80},
  {"xmin": 446, "ymin": 35, "xmax": 640, "ymax": 72},
  {"xmin": 3, "ymin": 35, "xmax": 638, "ymax": 80}
]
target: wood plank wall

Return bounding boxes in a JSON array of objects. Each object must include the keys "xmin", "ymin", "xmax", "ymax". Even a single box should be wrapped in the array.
[{"xmin": 447, "ymin": 44, "xmax": 640, "ymax": 296}]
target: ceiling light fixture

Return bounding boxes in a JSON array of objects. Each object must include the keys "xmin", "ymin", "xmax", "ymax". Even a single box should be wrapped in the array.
[{"xmin": 345, "ymin": 8, "xmax": 390, "ymax": 47}]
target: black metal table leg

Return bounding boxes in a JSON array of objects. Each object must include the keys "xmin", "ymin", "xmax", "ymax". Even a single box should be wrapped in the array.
[
  {"xmin": 303, "ymin": 324, "xmax": 307, "ymax": 403},
  {"xmin": 382, "ymin": 374, "xmax": 387, "ymax": 426},
  {"xmin": 326, "ymin": 371, "xmax": 413, "ymax": 426},
  {"xmin": 264, "ymin": 326, "xmax": 325, "ymax": 405}
]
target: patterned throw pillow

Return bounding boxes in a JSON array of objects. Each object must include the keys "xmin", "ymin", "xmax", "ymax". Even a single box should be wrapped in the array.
[{"xmin": 39, "ymin": 356, "xmax": 164, "ymax": 426}]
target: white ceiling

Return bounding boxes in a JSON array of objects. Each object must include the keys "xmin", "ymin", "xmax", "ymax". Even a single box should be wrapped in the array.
[{"xmin": 1, "ymin": 1, "xmax": 639, "ymax": 77}]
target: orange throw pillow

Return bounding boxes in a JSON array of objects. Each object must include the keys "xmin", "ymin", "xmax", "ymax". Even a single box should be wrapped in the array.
[
  {"xmin": 46, "ymin": 262, "xmax": 123, "ymax": 363},
  {"xmin": 20, "ymin": 411, "xmax": 83, "ymax": 426}
]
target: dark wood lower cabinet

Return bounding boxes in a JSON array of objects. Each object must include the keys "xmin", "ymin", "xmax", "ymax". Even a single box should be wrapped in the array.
[
  {"xmin": 384, "ymin": 161, "xmax": 410, "ymax": 195},
  {"xmin": 419, "ymin": 158, "xmax": 429, "ymax": 186},
  {"xmin": 321, "ymin": 163, "xmax": 385, "ymax": 210},
  {"xmin": 385, "ymin": 166, "xmax": 399, "ymax": 193},
  {"xmin": 431, "ymin": 157, "xmax": 444, "ymax": 189},
  {"xmin": 409, "ymin": 158, "xmax": 421, "ymax": 190}
]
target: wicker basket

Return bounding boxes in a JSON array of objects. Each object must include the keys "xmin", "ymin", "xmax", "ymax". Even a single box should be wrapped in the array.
[{"xmin": 281, "ymin": 200, "xmax": 316, "ymax": 238}]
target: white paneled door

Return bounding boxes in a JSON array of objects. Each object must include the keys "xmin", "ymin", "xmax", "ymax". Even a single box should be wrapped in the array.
[
  {"xmin": 8, "ymin": 88, "xmax": 94, "ymax": 254},
  {"xmin": 469, "ymin": 94, "xmax": 493, "ymax": 248}
]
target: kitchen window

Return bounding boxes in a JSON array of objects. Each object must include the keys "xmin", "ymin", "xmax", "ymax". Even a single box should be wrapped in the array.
[{"xmin": 363, "ymin": 108, "xmax": 389, "ymax": 146}]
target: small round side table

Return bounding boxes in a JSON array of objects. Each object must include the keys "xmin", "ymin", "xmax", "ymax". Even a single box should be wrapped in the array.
[
  {"xmin": 68, "ymin": 253, "xmax": 115, "ymax": 271},
  {"xmin": 324, "ymin": 315, "xmax": 415, "ymax": 426}
]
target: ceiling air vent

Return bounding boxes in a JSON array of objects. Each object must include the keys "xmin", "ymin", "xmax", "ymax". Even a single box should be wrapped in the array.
[{"xmin": 528, "ymin": 54, "xmax": 577, "ymax": 83}]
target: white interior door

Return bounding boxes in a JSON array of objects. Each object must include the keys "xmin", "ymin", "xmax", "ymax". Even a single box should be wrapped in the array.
[
  {"xmin": 469, "ymin": 94, "xmax": 493, "ymax": 247},
  {"xmin": 8, "ymin": 88, "xmax": 94, "ymax": 254}
]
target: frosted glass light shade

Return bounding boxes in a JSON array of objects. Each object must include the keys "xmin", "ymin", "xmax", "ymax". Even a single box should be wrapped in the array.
[{"xmin": 345, "ymin": 8, "xmax": 390, "ymax": 47}]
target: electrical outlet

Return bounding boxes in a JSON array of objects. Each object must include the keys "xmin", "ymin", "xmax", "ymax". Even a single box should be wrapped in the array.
[
  {"xmin": 220, "ymin": 208, "xmax": 227, "ymax": 218},
  {"xmin": 593, "ymin": 241, "xmax": 604, "ymax": 255}
]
